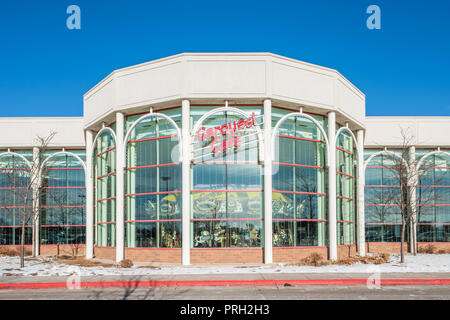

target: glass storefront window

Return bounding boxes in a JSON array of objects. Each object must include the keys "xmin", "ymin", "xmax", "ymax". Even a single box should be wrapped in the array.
[
  {"xmin": 365, "ymin": 151, "xmax": 404, "ymax": 242},
  {"xmin": 40, "ymin": 151, "xmax": 86, "ymax": 245},
  {"xmin": 417, "ymin": 151, "xmax": 450, "ymax": 242},
  {"xmin": 272, "ymin": 107, "xmax": 327, "ymax": 247},
  {"xmin": 0, "ymin": 152, "xmax": 32, "ymax": 245},
  {"xmin": 336, "ymin": 129, "xmax": 356, "ymax": 245},
  {"xmin": 125, "ymin": 109, "xmax": 182, "ymax": 248},
  {"xmin": 95, "ymin": 132, "xmax": 116, "ymax": 247},
  {"xmin": 191, "ymin": 106, "xmax": 263, "ymax": 248}
]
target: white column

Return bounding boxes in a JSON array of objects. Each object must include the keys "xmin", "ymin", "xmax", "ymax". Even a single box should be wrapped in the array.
[
  {"xmin": 409, "ymin": 146, "xmax": 417, "ymax": 254},
  {"xmin": 181, "ymin": 100, "xmax": 191, "ymax": 265},
  {"xmin": 115, "ymin": 112, "xmax": 125, "ymax": 262},
  {"xmin": 85, "ymin": 130, "xmax": 95, "ymax": 259},
  {"xmin": 356, "ymin": 129, "xmax": 366, "ymax": 256},
  {"xmin": 32, "ymin": 147, "xmax": 40, "ymax": 257},
  {"xmin": 327, "ymin": 112, "xmax": 337, "ymax": 260},
  {"xmin": 263, "ymin": 99, "xmax": 273, "ymax": 264}
]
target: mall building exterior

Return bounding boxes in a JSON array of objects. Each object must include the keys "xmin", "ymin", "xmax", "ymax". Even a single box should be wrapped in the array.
[{"xmin": 1, "ymin": 53, "xmax": 449, "ymax": 264}]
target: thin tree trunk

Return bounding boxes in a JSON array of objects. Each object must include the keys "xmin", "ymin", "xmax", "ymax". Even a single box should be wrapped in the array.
[
  {"xmin": 408, "ymin": 219, "xmax": 413, "ymax": 254},
  {"xmin": 400, "ymin": 219, "xmax": 405, "ymax": 264},
  {"xmin": 20, "ymin": 224, "xmax": 25, "ymax": 268},
  {"xmin": 31, "ymin": 218, "xmax": 36, "ymax": 258}
]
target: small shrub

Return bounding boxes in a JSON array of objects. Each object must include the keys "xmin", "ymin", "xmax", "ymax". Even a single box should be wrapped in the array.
[
  {"xmin": 287, "ymin": 252, "xmax": 390, "ymax": 267},
  {"xmin": 119, "ymin": 259, "xmax": 133, "ymax": 268},
  {"xmin": 55, "ymin": 257, "xmax": 114, "ymax": 268},
  {"xmin": 418, "ymin": 244, "xmax": 436, "ymax": 254},
  {"xmin": 292, "ymin": 252, "xmax": 330, "ymax": 267},
  {"xmin": 333, "ymin": 253, "xmax": 390, "ymax": 266}
]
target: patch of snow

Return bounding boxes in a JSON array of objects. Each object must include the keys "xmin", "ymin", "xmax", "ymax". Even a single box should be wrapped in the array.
[{"xmin": 0, "ymin": 254, "xmax": 449, "ymax": 277}]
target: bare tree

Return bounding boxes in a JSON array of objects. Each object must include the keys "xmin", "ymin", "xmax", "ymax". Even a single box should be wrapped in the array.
[
  {"xmin": 368, "ymin": 129, "xmax": 442, "ymax": 263},
  {"xmin": 40, "ymin": 182, "xmax": 85, "ymax": 258},
  {"xmin": 0, "ymin": 132, "xmax": 55, "ymax": 268}
]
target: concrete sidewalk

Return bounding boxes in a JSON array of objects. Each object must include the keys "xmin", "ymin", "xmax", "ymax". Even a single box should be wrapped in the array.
[{"xmin": 1, "ymin": 272, "xmax": 450, "ymax": 290}]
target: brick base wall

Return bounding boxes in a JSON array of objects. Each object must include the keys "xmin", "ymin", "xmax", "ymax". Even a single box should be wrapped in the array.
[
  {"xmin": 40, "ymin": 245, "xmax": 86, "ymax": 256},
  {"xmin": 0, "ymin": 245, "xmax": 32, "ymax": 256},
  {"xmin": 94, "ymin": 246, "xmax": 116, "ymax": 261},
  {"xmin": 125, "ymin": 248, "xmax": 182, "ymax": 263},
  {"xmin": 273, "ymin": 247, "xmax": 328, "ymax": 263},
  {"xmin": 191, "ymin": 248, "xmax": 263, "ymax": 264},
  {"xmin": 367, "ymin": 242, "xmax": 450, "ymax": 253},
  {"xmin": 417, "ymin": 243, "xmax": 450, "ymax": 251},
  {"xmin": 337, "ymin": 245, "xmax": 357, "ymax": 259}
]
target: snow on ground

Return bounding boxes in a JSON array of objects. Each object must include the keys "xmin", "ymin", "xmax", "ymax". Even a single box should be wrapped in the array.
[{"xmin": 0, "ymin": 254, "xmax": 449, "ymax": 277}]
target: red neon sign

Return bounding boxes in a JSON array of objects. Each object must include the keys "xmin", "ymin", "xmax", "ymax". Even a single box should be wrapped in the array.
[{"xmin": 196, "ymin": 113, "xmax": 257, "ymax": 153}]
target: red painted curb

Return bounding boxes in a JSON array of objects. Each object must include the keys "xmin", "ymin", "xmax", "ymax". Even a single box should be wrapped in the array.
[{"xmin": 1, "ymin": 278, "xmax": 450, "ymax": 290}]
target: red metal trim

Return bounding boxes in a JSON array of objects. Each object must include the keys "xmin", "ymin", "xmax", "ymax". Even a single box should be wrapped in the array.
[
  {"xmin": 191, "ymin": 218, "xmax": 263, "ymax": 222},
  {"xmin": 96, "ymin": 196, "xmax": 116, "ymax": 202},
  {"xmin": 417, "ymin": 204, "xmax": 450, "ymax": 207},
  {"xmin": 420, "ymin": 166, "xmax": 450, "ymax": 169},
  {"xmin": 417, "ymin": 185, "xmax": 450, "ymax": 188},
  {"xmin": 191, "ymin": 189, "xmax": 263, "ymax": 193},
  {"xmin": 277, "ymin": 134, "xmax": 325, "ymax": 143},
  {"xmin": 125, "ymin": 190, "xmax": 181, "ymax": 197},
  {"xmin": 19, "ymin": 278, "xmax": 450, "ymax": 290},
  {"xmin": 44, "ymin": 167, "xmax": 84, "ymax": 170},
  {"xmin": 128, "ymin": 135, "xmax": 176, "ymax": 144},
  {"xmin": 193, "ymin": 161, "xmax": 262, "ymax": 165},
  {"xmin": 337, "ymin": 171, "xmax": 354, "ymax": 178},
  {"xmin": 40, "ymin": 225, "xmax": 86, "ymax": 227},
  {"xmin": 0, "ymin": 206, "xmax": 32, "ymax": 209},
  {"xmin": 274, "ymin": 246, "xmax": 328, "ymax": 249},
  {"xmin": 365, "ymin": 223, "xmax": 402, "ymax": 225},
  {"xmin": 273, "ymin": 219, "xmax": 327, "ymax": 222},
  {"xmin": 126, "ymin": 163, "xmax": 180, "ymax": 170},
  {"xmin": 41, "ymin": 205, "xmax": 86, "ymax": 208},
  {"xmin": 97, "ymin": 172, "xmax": 116, "ymax": 179},
  {"xmin": 337, "ymin": 220, "xmax": 355, "ymax": 224},
  {"xmin": 417, "ymin": 223, "xmax": 450, "ymax": 225},
  {"xmin": 125, "ymin": 247, "xmax": 181, "ymax": 250},
  {"xmin": 96, "ymin": 147, "xmax": 116, "ymax": 157},
  {"xmin": 41, "ymin": 186, "xmax": 86, "ymax": 189},
  {"xmin": 0, "ymin": 225, "xmax": 32, "ymax": 228},
  {"xmin": 364, "ymin": 204, "xmax": 403, "ymax": 207},
  {"xmin": 272, "ymin": 190, "xmax": 327, "ymax": 196},
  {"xmin": 96, "ymin": 222, "xmax": 116, "ymax": 225},
  {"xmin": 273, "ymin": 162, "xmax": 325, "ymax": 169},
  {"xmin": 191, "ymin": 247, "xmax": 262, "ymax": 250},
  {"xmin": 337, "ymin": 195, "xmax": 354, "ymax": 201},
  {"xmin": 125, "ymin": 219, "xmax": 182, "ymax": 223},
  {"xmin": 365, "ymin": 185, "xmax": 401, "ymax": 188},
  {"xmin": 43, "ymin": 244, "xmax": 92, "ymax": 249},
  {"xmin": 336, "ymin": 146, "xmax": 354, "ymax": 155},
  {"xmin": 0, "ymin": 168, "xmax": 30, "ymax": 171},
  {"xmin": 0, "ymin": 244, "xmax": 32, "ymax": 247},
  {"xmin": 366, "ymin": 166, "xmax": 403, "ymax": 169},
  {"xmin": 190, "ymin": 104, "xmax": 262, "ymax": 107}
]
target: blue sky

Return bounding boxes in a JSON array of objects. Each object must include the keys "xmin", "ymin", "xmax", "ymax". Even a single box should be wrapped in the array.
[{"xmin": 0, "ymin": 0, "xmax": 449, "ymax": 117}]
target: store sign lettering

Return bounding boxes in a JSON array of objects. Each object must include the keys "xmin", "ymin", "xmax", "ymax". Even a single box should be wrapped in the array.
[{"xmin": 196, "ymin": 113, "xmax": 257, "ymax": 153}]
